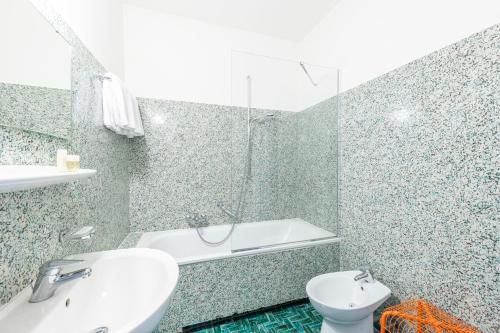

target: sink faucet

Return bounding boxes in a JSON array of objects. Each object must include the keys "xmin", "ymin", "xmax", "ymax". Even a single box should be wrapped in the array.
[
  {"xmin": 354, "ymin": 266, "xmax": 374, "ymax": 283},
  {"xmin": 29, "ymin": 259, "xmax": 92, "ymax": 303}
]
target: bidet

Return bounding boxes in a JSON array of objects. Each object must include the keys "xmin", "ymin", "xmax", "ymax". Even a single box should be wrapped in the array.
[{"xmin": 306, "ymin": 271, "xmax": 391, "ymax": 333}]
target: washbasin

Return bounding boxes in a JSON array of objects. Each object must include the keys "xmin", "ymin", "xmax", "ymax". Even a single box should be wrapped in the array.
[{"xmin": 0, "ymin": 248, "xmax": 179, "ymax": 333}]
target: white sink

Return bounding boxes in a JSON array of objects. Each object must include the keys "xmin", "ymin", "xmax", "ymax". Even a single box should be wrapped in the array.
[{"xmin": 0, "ymin": 248, "xmax": 179, "ymax": 333}]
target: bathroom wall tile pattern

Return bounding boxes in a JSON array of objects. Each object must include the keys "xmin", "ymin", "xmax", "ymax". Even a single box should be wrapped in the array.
[
  {"xmin": 0, "ymin": 0, "xmax": 130, "ymax": 305},
  {"xmin": 228, "ymin": 108, "xmax": 298, "ymax": 224},
  {"xmin": 265, "ymin": 99, "xmax": 339, "ymax": 234},
  {"xmin": 293, "ymin": 98, "xmax": 338, "ymax": 233},
  {"xmin": 339, "ymin": 24, "xmax": 500, "ymax": 332},
  {"xmin": 266, "ymin": 113, "xmax": 300, "ymax": 221},
  {"xmin": 0, "ymin": 82, "xmax": 71, "ymax": 139},
  {"xmin": 129, "ymin": 99, "xmax": 236, "ymax": 231},
  {"xmin": 129, "ymin": 98, "xmax": 339, "ymax": 233},
  {"xmin": 0, "ymin": 126, "xmax": 68, "ymax": 165},
  {"xmin": 155, "ymin": 243, "xmax": 340, "ymax": 332},
  {"xmin": 129, "ymin": 99, "xmax": 296, "ymax": 231}
]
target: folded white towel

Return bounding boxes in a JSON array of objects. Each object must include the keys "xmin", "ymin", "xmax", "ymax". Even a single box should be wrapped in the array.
[
  {"xmin": 101, "ymin": 73, "xmax": 144, "ymax": 138},
  {"xmin": 123, "ymin": 85, "xmax": 144, "ymax": 136}
]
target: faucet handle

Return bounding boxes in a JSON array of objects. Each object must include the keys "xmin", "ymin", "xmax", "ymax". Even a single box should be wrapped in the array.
[
  {"xmin": 39, "ymin": 259, "xmax": 84, "ymax": 275},
  {"xmin": 355, "ymin": 265, "xmax": 374, "ymax": 283}
]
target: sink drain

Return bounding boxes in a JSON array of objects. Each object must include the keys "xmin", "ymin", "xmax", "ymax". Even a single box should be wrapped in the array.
[{"xmin": 90, "ymin": 328, "xmax": 108, "ymax": 333}]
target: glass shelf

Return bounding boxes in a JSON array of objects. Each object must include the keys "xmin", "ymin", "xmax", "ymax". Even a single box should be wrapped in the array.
[{"xmin": 0, "ymin": 165, "xmax": 96, "ymax": 193}]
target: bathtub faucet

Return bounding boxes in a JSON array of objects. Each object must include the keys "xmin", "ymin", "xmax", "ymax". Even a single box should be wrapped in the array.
[
  {"xmin": 354, "ymin": 266, "xmax": 374, "ymax": 284},
  {"xmin": 186, "ymin": 212, "xmax": 209, "ymax": 228}
]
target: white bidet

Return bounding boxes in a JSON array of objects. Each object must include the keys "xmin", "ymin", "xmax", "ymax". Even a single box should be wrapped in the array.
[{"xmin": 306, "ymin": 271, "xmax": 391, "ymax": 333}]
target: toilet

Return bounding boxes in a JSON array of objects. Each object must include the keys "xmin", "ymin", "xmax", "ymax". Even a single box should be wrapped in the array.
[{"xmin": 306, "ymin": 271, "xmax": 391, "ymax": 333}]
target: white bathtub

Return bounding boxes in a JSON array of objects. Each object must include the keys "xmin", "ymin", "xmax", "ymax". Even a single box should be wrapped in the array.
[{"xmin": 136, "ymin": 218, "xmax": 339, "ymax": 265}]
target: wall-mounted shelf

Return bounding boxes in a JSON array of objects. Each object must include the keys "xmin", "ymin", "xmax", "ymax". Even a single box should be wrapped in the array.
[{"xmin": 0, "ymin": 165, "xmax": 96, "ymax": 194}]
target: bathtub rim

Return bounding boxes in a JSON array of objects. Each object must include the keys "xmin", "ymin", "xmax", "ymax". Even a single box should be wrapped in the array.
[
  {"xmin": 134, "ymin": 230, "xmax": 341, "ymax": 266},
  {"xmin": 179, "ymin": 236, "xmax": 341, "ymax": 266}
]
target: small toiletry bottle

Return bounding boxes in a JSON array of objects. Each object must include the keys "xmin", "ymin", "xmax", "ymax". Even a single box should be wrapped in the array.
[
  {"xmin": 66, "ymin": 155, "xmax": 80, "ymax": 172},
  {"xmin": 57, "ymin": 149, "xmax": 68, "ymax": 171}
]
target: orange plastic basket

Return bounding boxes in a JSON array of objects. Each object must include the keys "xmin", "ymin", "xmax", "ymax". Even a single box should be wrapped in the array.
[{"xmin": 380, "ymin": 299, "xmax": 480, "ymax": 333}]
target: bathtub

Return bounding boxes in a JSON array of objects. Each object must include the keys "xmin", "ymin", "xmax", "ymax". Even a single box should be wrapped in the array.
[
  {"xmin": 129, "ymin": 218, "xmax": 340, "ymax": 331},
  {"xmin": 136, "ymin": 218, "xmax": 338, "ymax": 265}
]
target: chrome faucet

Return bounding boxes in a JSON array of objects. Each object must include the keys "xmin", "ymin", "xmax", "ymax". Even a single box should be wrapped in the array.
[
  {"xmin": 186, "ymin": 212, "xmax": 209, "ymax": 228},
  {"xmin": 354, "ymin": 266, "xmax": 374, "ymax": 283},
  {"xmin": 30, "ymin": 259, "xmax": 92, "ymax": 303}
]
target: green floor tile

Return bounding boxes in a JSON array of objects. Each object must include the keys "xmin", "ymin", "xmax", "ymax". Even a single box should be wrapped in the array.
[{"xmin": 193, "ymin": 303, "xmax": 322, "ymax": 333}]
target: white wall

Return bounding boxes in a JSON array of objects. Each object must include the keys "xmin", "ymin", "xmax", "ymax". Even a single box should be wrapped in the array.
[
  {"xmin": 301, "ymin": 0, "xmax": 500, "ymax": 92},
  {"xmin": 123, "ymin": 4, "xmax": 306, "ymax": 109},
  {"xmin": 84, "ymin": 0, "xmax": 499, "ymax": 107},
  {"xmin": 47, "ymin": 0, "xmax": 125, "ymax": 78},
  {"xmin": 0, "ymin": 0, "xmax": 71, "ymax": 89},
  {"xmin": 231, "ymin": 51, "xmax": 338, "ymax": 111}
]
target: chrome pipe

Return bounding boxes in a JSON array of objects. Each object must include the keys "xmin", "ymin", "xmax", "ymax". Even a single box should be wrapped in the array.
[
  {"xmin": 300, "ymin": 61, "xmax": 318, "ymax": 86},
  {"xmin": 246, "ymin": 75, "xmax": 252, "ymax": 181}
]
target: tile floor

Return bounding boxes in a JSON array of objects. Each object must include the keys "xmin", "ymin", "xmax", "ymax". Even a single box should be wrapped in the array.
[{"xmin": 189, "ymin": 302, "xmax": 322, "ymax": 333}]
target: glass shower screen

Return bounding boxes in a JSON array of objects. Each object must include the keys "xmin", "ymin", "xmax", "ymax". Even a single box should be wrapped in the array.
[{"xmin": 229, "ymin": 50, "xmax": 340, "ymax": 253}]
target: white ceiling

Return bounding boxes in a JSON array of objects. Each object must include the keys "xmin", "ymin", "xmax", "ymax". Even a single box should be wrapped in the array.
[{"xmin": 122, "ymin": 0, "xmax": 341, "ymax": 41}]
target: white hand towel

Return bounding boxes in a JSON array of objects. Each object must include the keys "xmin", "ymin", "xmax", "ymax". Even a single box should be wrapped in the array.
[
  {"xmin": 123, "ymin": 86, "xmax": 144, "ymax": 137},
  {"xmin": 101, "ymin": 73, "xmax": 144, "ymax": 138}
]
